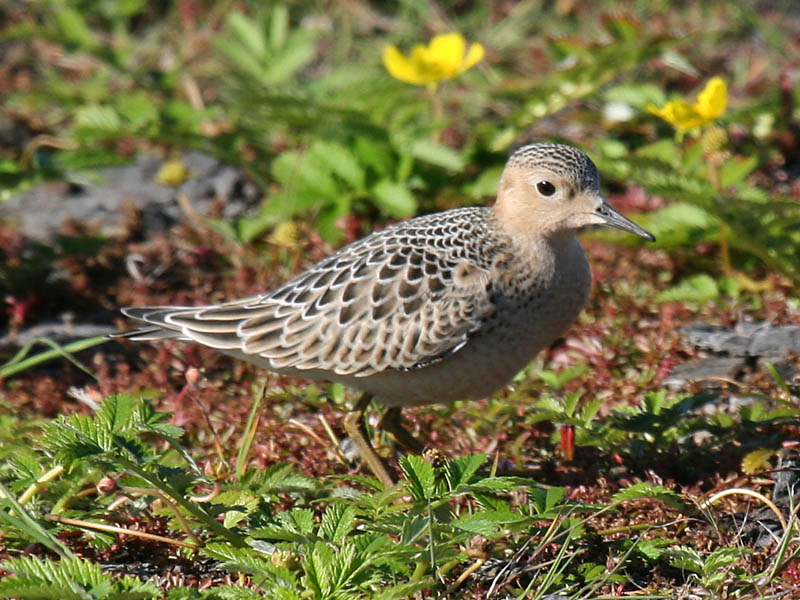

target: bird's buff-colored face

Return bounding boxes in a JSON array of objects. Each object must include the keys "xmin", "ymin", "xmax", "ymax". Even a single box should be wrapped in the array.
[{"xmin": 495, "ymin": 144, "xmax": 655, "ymax": 241}]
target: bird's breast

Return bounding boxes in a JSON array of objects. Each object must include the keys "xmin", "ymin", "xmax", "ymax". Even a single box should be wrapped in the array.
[{"xmin": 358, "ymin": 236, "xmax": 592, "ymax": 407}]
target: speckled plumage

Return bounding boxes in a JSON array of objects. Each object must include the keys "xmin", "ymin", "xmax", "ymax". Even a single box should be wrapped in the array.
[
  {"xmin": 118, "ymin": 143, "xmax": 653, "ymax": 482},
  {"xmin": 506, "ymin": 143, "xmax": 600, "ymax": 194},
  {"xmin": 124, "ymin": 207, "xmax": 508, "ymax": 380}
]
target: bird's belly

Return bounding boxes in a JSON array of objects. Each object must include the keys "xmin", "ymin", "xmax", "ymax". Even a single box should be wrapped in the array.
[{"xmin": 353, "ymin": 275, "xmax": 589, "ymax": 407}]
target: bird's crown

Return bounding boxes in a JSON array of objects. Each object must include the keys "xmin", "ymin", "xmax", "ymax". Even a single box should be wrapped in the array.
[{"xmin": 507, "ymin": 143, "xmax": 600, "ymax": 193}]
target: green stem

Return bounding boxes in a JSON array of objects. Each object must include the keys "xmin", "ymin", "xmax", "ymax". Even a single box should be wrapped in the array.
[
  {"xmin": 428, "ymin": 85, "xmax": 443, "ymax": 142},
  {"xmin": 116, "ymin": 457, "xmax": 247, "ymax": 547},
  {"xmin": 705, "ymin": 155, "xmax": 731, "ymax": 277},
  {"xmin": 0, "ymin": 335, "xmax": 106, "ymax": 380}
]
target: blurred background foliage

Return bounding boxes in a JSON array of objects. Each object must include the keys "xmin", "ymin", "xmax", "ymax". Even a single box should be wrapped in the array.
[{"xmin": 1, "ymin": 0, "xmax": 799, "ymax": 288}]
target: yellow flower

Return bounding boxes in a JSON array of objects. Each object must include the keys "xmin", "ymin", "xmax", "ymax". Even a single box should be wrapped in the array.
[
  {"xmin": 268, "ymin": 221, "xmax": 302, "ymax": 248},
  {"xmin": 695, "ymin": 77, "xmax": 727, "ymax": 120},
  {"xmin": 383, "ymin": 33, "xmax": 484, "ymax": 87},
  {"xmin": 648, "ymin": 77, "xmax": 728, "ymax": 133},
  {"xmin": 155, "ymin": 158, "xmax": 190, "ymax": 186}
]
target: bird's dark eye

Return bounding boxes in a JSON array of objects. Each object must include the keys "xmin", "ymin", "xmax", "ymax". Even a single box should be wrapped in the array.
[{"xmin": 536, "ymin": 181, "xmax": 556, "ymax": 196}]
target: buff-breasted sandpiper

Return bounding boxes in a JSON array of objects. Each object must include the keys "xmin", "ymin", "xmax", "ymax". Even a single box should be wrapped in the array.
[{"xmin": 116, "ymin": 143, "xmax": 654, "ymax": 486}]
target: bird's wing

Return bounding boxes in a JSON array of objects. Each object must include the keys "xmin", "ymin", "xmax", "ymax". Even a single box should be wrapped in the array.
[{"xmin": 120, "ymin": 208, "xmax": 503, "ymax": 377}]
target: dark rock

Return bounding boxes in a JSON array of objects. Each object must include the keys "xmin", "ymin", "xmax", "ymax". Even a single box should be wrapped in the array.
[
  {"xmin": 0, "ymin": 318, "xmax": 114, "ymax": 350},
  {"xmin": 666, "ymin": 321, "xmax": 800, "ymax": 389},
  {"xmin": 663, "ymin": 356, "xmax": 745, "ymax": 389},
  {"xmin": 0, "ymin": 152, "xmax": 261, "ymax": 242},
  {"xmin": 679, "ymin": 321, "xmax": 800, "ymax": 358}
]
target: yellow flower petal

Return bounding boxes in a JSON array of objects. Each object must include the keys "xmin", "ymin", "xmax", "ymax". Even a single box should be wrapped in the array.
[
  {"xmin": 695, "ymin": 77, "xmax": 727, "ymax": 120},
  {"xmin": 383, "ymin": 45, "xmax": 428, "ymax": 85},
  {"xmin": 428, "ymin": 33, "xmax": 466, "ymax": 77},
  {"xmin": 382, "ymin": 33, "xmax": 484, "ymax": 86},
  {"xmin": 410, "ymin": 45, "xmax": 446, "ymax": 82},
  {"xmin": 648, "ymin": 100, "xmax": 705, "ymax": 132},
  {"xmin": 462, "ymin": 42, "xmax": 485, "ymax": 71}
]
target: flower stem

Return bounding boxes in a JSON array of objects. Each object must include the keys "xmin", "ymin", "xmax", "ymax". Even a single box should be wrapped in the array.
[
  {"xmin": 706, "ymin": 153, "xmax": 731, "ymax": 277},
  {"xmin": 428, "ymin": 85, "xmax": 443, "ymax": 142}
]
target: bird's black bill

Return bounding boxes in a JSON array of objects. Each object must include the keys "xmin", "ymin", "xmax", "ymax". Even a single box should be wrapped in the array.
[{"xmin": 596, "ymin": 202, "xmax": 655, "ymax": 241}]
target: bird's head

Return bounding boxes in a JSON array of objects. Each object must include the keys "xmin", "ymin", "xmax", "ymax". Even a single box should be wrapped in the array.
[{"xmin": 494, "ymin": 143, "xmax": 654, "ymax": 241}]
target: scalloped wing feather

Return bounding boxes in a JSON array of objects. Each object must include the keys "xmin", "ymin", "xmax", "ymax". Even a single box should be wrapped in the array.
[{"xmin": 120, "ymin": 207, "xmax": 502, "ymax": 377}]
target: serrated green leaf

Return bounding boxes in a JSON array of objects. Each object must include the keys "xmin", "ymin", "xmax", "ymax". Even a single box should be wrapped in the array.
[
  {"xmin": 664, "ymin": 546, "xmax": 704, "ymax": 573},
  {"xmin": 263, "ymin": 30, "xmax": 318, "ymax": 84},
  {"xmin": 635, "ymin": 139, "xmax": 681, "ymax": 166},
  {"xmin": 225, "ymin": 12, "xmax": 267, "ymax": 59},
  {"xmin": 408, "ymin": 140, "xmax": 465, "ymax": 171},
  {"xmin": 213, "ymin": 489, "xmax": 260, "ymax": 528},
  {"xmin": 452, "ymin": 509, "xmax": 527, "ymax": 535},
  {"xmin": 278, "ymin": 507, "xmax": 315, "ymax": 535},
  {"xmin": 463, "ymin": 166, "xmax": 502, "ymax": 199},
  {"xmin": 605, "ymin": 83, "xmax": 666, "ymax": 108},
  {"xmin": 272, "ymin": 151, "xmax": 339, "ymax": 199},
  {"xmin": 445, "ymin": 454, "xmax": 486, "ymax": 489},
  {"xmin": 400, "ymin": 515, "xmax": 428, "ymax": 545},
  {"xmin": 372, "ymin": 179, "xmax": 417, "ymax": 217},
  {"xmin": 310, "ymin": 142, "xmax": 365, "ymax": 191},
  {"xmin": 612, "ymin": 481, "xmax": 690, "ymax": 512},
  {"xmin": 399, "ymin": 455, "xmax": 436, "ymax": 501},
  {"xmin": 0, "ymin": 556, "xmax": 159, "ymax": 599},
  {"xmin": 268, "ymin": 4, "xmax": 289, "ymax": 50},
  {"xmin": 656, "ymin": 273, "xmax": 719, "ymax": 303},
  {"xmin": 530, "ymin": 485, "xmax": 567, "ymax": 513},
  {"xmin": 53, "ymin": 7, "xmax": 97, "ymax": 49},
  {"xmin": 353, "ymin": 137, "xmax": 395, "ymax": 177},
  {"xmin": 719, "ymin": 156, "xmax": 759, "ymax": 188},
  {"xmin": 116, "ymin": 92, "xmax": 158, "ymax": 129},
  {"xmin": 74, "ymin": 105, "xmax": 122, "ymax": 133},
  {"xmin": 319, "ymin": 503, "xmax": 356, "ymax": 544}
]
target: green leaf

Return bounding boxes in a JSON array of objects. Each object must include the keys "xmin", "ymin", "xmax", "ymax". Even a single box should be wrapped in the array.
[
  {"xmin": 98, "ymin": 393, "xmax": 137, "ymax": 432},
  {"xmin": 664, "ymin": 546, "xmax": 704, "ymax": 574},
  {"xmin": 408, "ymin": 140, "xmax": 465, "ymax": 171},
  {"xmin": 719, "ymin": 155, "xmax": 759, "ymax": 188},
  {"xmin": 635, "ymin": 139, "xmax": 681, "ymax": 166},
  {"xmin": 271, "ymin": 151, "xmax": 339, "ymax": 199},
  {"xmin": 445, "ymin": 454, "xmax": 486, "ymax": 489},
  {"xmin": 372, "ymin": 179, "xmax": 417, "ymax": 217},
  {"xmin": 214, "ymin": 489, "xmax": 260, "ymax": 528},
  {"xmin": 53, "ymin": 7, "xmax": 98, "ymax": 50},
  {"xmin": 116, "ymin": 92, "xmax": 159, "ymax": 129},
  {"xmin": 655, "ymin": 273, "xmax": 719, "ymax": 303},
  {"xmin": 354, "ymin": 138, "xmax": 395, "ymax": 177},
  {"xmin": 310, "ymin": 142, "xmax": 366, "ymax": 191},
  {"xmin": 530, "ymin": 486, "xmax": 567, "ymax": 513},
  {"xmin": 315, "ymin": 194, "xmax": 351, "ymax": 244},
  {"xmin": 400, "ymin": 515, "xmax": 428, "ymax": 545},
  {"xmin": 253, "ymin": 463, "xmax": 319, "ymax": 496},
  {"xmin": 264, "ymin": 30, "xmax": 318, "ymax": 84},
  {"xmin": 604, "ymin": 83, "xmax": 666, "ymax": 108},
  {"xmin": 612, "ymin": 482, "xmax": 691, "ymax": 512},
  {"xmin": 451, "ymin": 509, "xmax": 527, "ymax": 535},
  {"xmin": 0, "ymin": 556, "xmax": 159, "ymax": 599},
  {"xmin": 225, "ymin": 12, "xmax": 267, "ymax": 59},
  {"xmin": 278, "ymin": 507, "xmax": 315, "ymax": 535},
  {"xmin": 463, "ymin": 166, "xmax": 502, "ymax": 199},
  {"xmin": 268, "ymin": 4, "xmax": 289, "ymax": 50},
  {"xmin": 633, "ymin": 202, "xmax": 717, "ymax": 248},
  {"xmin": 74, "ymin": 105, "xmax": 122, "ymax": 133},
  {"xmin": 400, "ymin": 455, "xmax": 436, "ymax": 501},
  {"xmin": 319, "ymin": 503, "xmax": 356, "ymax": 544}
]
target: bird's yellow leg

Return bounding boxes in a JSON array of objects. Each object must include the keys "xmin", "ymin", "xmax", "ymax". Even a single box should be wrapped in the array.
[
  {"xmin": 381, "ymin": 406, "xmax": 425, "ymax": 454},
  {"xmin": 343, "ymin": 393, "xmax": 395, "ymax": 488}
]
